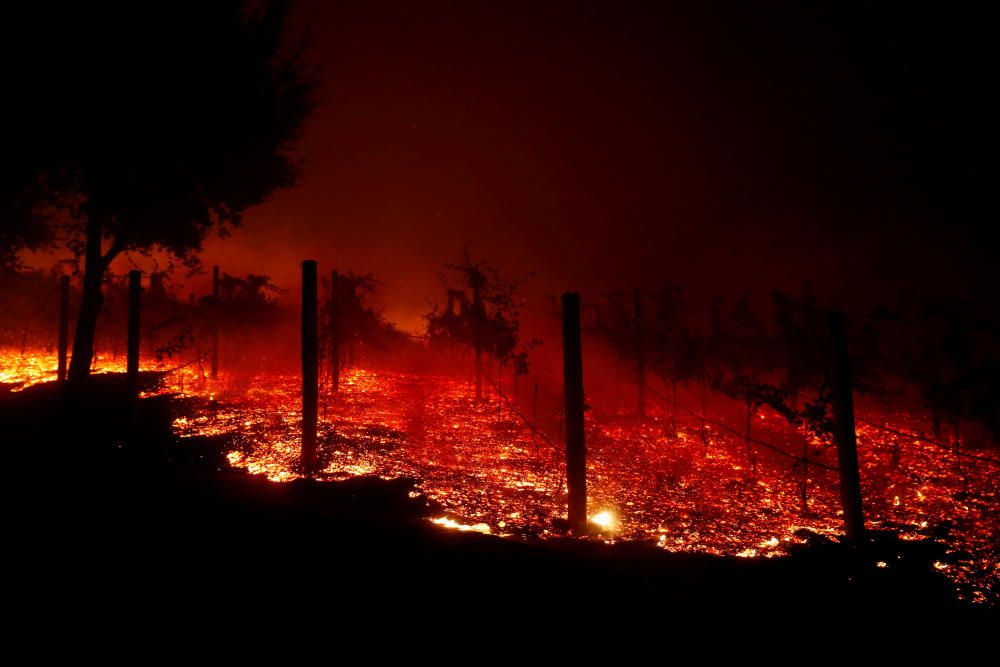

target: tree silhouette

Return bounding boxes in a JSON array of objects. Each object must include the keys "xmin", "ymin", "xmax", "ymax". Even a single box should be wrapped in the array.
[
  {"xmin": 648, "ymin": 283, "xmax": 701, "ymax": 405},
  {"xmin": 771, "ymin": 288, "xmax": 826, "ymax": 408},
  {"xmin": 323, "ymin": 271, "xmax": 387, "ymax": 389},
  {"xmin": 4, "ymin": 1, "xmax": 316, "ymax": 381},
  {"xmin": 425, "ymin": 248, "xmax": 535, "ymax": 400},
  {"xmin": 0, "ymin": 187, "xmax": 50, "ymax": 271}
]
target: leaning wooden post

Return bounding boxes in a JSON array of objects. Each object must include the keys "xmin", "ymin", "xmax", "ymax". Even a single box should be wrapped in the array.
[
  {"xmin": 562, "ymin": 292, "xmax": 588, "ymax": 534},
  {"xmin": 301, "ymin": 260, "xmax": 319, "ymax": 474},
  {"xmin": 829, "ymin": 311, "xmax": 866, "ymax": 544},
  {"xmin": 634, "ymin": 288, "xmax": 646, "ymax": 418},
  {"xmin": 211, "ymin": 265, "xmax": 220, "ymax": 380},
  {"xmin": 57, "ymin": 275, "xmax": 70, "ymax": 382},
  {"xmin": 127, "ymin": 270, "xmax": 141, "ymax": 388}
]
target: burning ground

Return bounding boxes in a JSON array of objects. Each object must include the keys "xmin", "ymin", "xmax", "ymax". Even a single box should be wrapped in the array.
[{"xmin": 4, "ymin": 348, "xmax": 996, "ymax": 606}]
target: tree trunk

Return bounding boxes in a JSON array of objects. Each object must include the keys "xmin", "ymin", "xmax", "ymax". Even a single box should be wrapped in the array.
[
  {"xmin": 68, "ymin": 215, "xmax": 107, "ymax": 381},
  {"xmin": 57, "ymin": 275, "xmax": 70, "ymax": 382}
]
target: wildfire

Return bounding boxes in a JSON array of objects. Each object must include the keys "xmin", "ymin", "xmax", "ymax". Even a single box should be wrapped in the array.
[{"xmin": 3, "ymin": 347, "xmax": 998, "ymax": 605}]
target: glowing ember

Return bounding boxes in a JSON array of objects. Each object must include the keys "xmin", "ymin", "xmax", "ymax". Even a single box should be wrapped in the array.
[
  {"xmin": 432, "ymin": 517, "xmax": 492, "ymax": 534},
  {"xmin": 590, "ymin": 510, "xmax": 617, "ymax": 531}
]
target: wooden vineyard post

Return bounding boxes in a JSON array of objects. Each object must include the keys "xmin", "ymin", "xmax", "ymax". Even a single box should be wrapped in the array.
[
  {"xmin": 211, "ymin": 265, "xmax": 220, "ymax": 380},
  {"xmin": 562, "ymin": 292, "xmax": 588, "ymax": 534},
  {"xmin": 127, "ymin": 270, "xmax": 141, "ymax": 389},
  {"xmin": 57, "ymin": 275, "xmax": 70, "ymax": 382},
  {"xmin": 634, "ymin": 288, "xmax": 646, "ymax": 418},
  {"xmin": 301, "ymin": 260, "xmax": 319, "ymax": 474},
  {"xmin": 329, "ymin": 269, "xmax": 341, "ymax": 391},
  {"xmin": 829, "ymin": 311, "xmax": 866, "ymax": 544}
]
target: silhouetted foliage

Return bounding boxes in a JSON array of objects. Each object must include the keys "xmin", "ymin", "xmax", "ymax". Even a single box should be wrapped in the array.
[
  {"xmin": 0, "ymin": 179, "xmax": 54, "ymax": 270},
  {"xmin": 648, "ymin": 283, "xmax": 704, "ymax": 389},
  {"xmin": 0, "ymin": 268, "xmax": 64, "ymax": 350},
  {"xmin": 4, "ymin": 0, "xmax": 317, "ymax": 380},
  {"xmin": 215, "ymin": 273, "xmax": 284, "ymax": 331},
  {"xmin": 858, "ymin": 297, "xmax": 1000, "ymax": 441},
  {"xmin": 426, "ymin": 247, "xmax": 537, "ymax": 376},
  {"xmin": 322, "ymin": 271, "xmax": 402, "ymax": 376},
  {"xmin": 771, "ymin": 288, "xmax": 826, "ymax": 402},
  {"xmin": 138, "ymin": 272, "xmax": 287, "ymax": 376},
  {"xmin": 593, "ymin": 290, "xmax": 635, "ymax": 358}
]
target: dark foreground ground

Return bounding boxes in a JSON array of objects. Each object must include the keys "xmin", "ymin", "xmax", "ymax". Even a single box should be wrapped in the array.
[{"xmin": 3, "ymin": 374, "xmax": 979, "ymax": 626}]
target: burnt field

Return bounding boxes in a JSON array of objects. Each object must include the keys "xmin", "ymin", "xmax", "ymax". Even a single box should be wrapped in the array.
[{"xmin": 4, "ymin": 349, "xmax": 995, "ymax": 609}]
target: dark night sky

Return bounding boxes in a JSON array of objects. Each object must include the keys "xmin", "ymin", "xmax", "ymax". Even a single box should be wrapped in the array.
[{"xmin": 190, "ymin": 1, "xmax": 997, "ymax": 330}]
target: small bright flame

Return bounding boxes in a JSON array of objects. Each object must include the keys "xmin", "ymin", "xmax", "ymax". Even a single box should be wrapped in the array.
[
  {"xmin": 431, "ymin": 517, "xmax": 491, "ymax": 534},
  {"xmin": 590, "ymin": 510, "xmax": 617, "ymax": 530}
]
